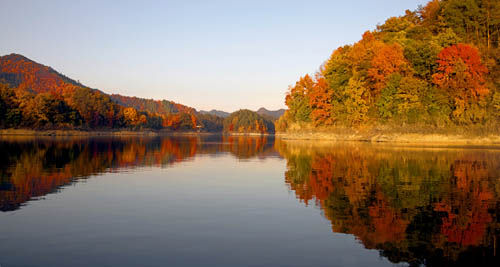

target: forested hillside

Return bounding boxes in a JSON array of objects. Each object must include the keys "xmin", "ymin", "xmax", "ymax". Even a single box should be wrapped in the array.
[
  {"xmin": 223, "ymin": 109, "xmax": 275, "ymax": 134},
  {"xmin": 278, "ymin": 0, "xmax": 500, "ymax": 133},
  {"xmin": 0, "ymin": 54, "xmax": 213, "ymax": 131},
  {"xmin": 110, "ymin": 94, "xmax": 196, "ymax": 115}
]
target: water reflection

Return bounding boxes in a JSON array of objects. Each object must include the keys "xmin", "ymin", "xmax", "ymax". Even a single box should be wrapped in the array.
[
  {"xmin": 0, "ymin": 135, "xmax": 276, "ymax": 211},
  {"xmin": 1, "ymin": 136, "xmax": 499, "ymax": 266},
  {"xmin": 275, "ymin": 140, "xmax": 500, "ymax": 266}
]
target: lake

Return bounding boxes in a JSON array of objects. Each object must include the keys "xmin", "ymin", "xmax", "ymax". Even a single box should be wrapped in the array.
[{"xmin": 0, "ymin": 135, "xmax": 499, "ymax": 267}]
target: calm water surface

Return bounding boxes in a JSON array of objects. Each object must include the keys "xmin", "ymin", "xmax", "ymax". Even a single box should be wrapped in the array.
[{"xmin": 0, "ymin": 135, "xmax": 499, "ymax": 267}]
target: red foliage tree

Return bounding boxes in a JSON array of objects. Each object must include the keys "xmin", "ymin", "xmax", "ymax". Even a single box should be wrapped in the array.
[
  {"xmin": 308, "ymin": 77, "xmax": 334, "ymax": 126},
  {"xmin": 368, "ymin": 43, "xmax": 408, "ymax": 95},
  {"xmin": 433, "ymin": 44, "xmax": 488, "ymax": 99},
  {"xmin": 432, "ymin": 44, "xmax": 488, "ymax": 121}
]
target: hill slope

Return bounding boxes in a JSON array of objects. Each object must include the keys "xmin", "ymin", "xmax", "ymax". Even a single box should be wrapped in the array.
[
  {"xmin": 223, "ymin": 109, "xmax": 275, "ymax": 134},
  {"xmin": 0, "ymin": 54, "xmax": 88, "ymax": 94},
  {"xmin": 0, "ymin": 54, "xmax": 203, "ymax": 130},
  {"xmin": 110, "ymin": 94, "xmax": 196, "ymax": 116}
]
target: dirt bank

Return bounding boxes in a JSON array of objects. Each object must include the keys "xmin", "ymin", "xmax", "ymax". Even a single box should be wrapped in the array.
[{"xmin": 277, "ymin": 131, "xmax": 500, "ymax": 146}]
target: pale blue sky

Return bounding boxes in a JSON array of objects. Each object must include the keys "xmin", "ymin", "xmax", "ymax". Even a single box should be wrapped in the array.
[{"xmin": 1, "ymin": 0, "xmax": 428, "ymax": 112}]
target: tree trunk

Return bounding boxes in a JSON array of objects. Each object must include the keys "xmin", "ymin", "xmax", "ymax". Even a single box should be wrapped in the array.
[{"xmin": 487, "ymin": 0, "xmax": 491, "ymax": 50}]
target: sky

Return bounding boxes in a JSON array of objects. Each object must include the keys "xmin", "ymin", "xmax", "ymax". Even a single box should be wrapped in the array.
[{"xmin": 1, "ymin": 0, "xmax": 429, "ymax": 112}]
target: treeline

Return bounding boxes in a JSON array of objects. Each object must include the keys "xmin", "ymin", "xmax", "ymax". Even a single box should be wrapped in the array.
[
  {"xmin": 0, "ymin": 82, "xmax": 200, "ymax": 130},
  {"xmin": 223, "ymin": 109, "xmax": 275, "ymax": 134},
  {"xmin": 0, "ymin": 54, "xmax": 215, "ymax": 131},
  {"xmin": 278, "ymin": 0, "xmax": 500, "ymax": 132}
]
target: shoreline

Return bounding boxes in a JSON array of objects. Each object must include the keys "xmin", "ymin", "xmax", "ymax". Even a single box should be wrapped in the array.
[
  {"xmin": 0, "ymin": 129, "xmax": 276, "ymax": 137},
  {"xmin": 0, "ymin": 129, "xmax": 218, "ymax": 137},
  {"xmin": 3, "ymin": 128, "xmax": 500, "ymax": 146},
  {"xmin": 276, "ymin": 132, "xmax": 500, "ymax": 146}
]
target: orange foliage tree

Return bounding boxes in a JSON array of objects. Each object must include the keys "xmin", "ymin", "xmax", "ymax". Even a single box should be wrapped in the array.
[
  {"xmin": 432, "ymin": 44, "xmax": 489, "ymax": 122},
  {"xmin": 308, "ymin": 77, "xmax": 334, "ymax": 126},
  {"xmin": 285, "ymin": 75, "xmax": 314, "ymax": 122},
  {"xmin": 368, "ymin": 43, "xmax": 408, "ymax": 96}
]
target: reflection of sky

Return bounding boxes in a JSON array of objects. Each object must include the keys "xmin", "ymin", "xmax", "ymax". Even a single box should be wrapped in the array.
[
  {"xmin": 0, "ymin": 0, "xmax": 428, "ymax": 112},
  {"xmin": 0, "ymin": 154, "xmax": 393, "ymax": 267}
]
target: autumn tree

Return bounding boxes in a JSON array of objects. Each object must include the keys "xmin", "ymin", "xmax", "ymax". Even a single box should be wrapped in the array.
[
  {"xmin": 322, "ymin": 46, "xmax": 353, "ymax": 120},
  {"xmin": 223, "ymin": 109, "xmax": 274, "ymax": 134},
  {"xmin": 441, "ymin": 0, "xmax": 482, "ymax": 44},
  {"xmin": 285, "ymin": 75, "xmax": 313, "ymax": 122},
  {"xmin": 376, "ymin": 74, "xmax": 402, "ymax": 120},
  {"xmin": 419, "ymin": 0, "xmax": 442, "ymax": 33},
  {"xmin": 395, "ymin": 77, "xmax": 426, "ymax": 123},
  {"xmin": 368, "ymin": 43, "xmax": 408, "ymax": 97},
  {"xmin": 123, "ymin": 107, "xmax": 139, "ymax": 126},
  {"xmin": 349, "ymin": 31, "xmax": 383, "ymax": 75},
  {"xmin": 0, "ymin": 83, "xmax": 22, "ymax": 127},
  {"xmin": 433, "ymin": 44, "xmax": 489, "ymax": 123},
  {"xmin": 344, "ymin": 75, "xmax": 370, "ymax": 124},
  {"xmin": 164, "ymin": 112, "xmax": 196, "ymax": 130},
  {"xmin": 404, "ymin": 39, "xmax": 441, "ymax": 79},
  {"xmin": 26, "ymin": 93, "xmax": 81, "ymax": 127},
  {"xmin": 69, "ymin": 87, "xmax": 121, "ymax": 128},
  {"xmin": 309, "ymin": 77, "xmax": 334, "ymax": 126}
]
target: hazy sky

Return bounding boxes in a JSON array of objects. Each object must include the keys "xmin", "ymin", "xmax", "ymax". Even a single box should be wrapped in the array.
[{"xmin": 1, "ymin": 0, "xmax": 428, "ymax": 112}]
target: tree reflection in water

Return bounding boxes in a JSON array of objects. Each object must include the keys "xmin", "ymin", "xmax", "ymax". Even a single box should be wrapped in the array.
[
  {"xmin": 275, "ymin": 139, "xmax": 500, "ymax": 266},
  {"xmin": 0, "ymin": 135, "xmax": 276, "ymax": 212},
  {"xmin": 1, "ymin": 136, "xmax": 499, "ymax": 266}
]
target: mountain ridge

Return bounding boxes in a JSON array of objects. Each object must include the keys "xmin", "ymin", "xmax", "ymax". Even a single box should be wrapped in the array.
[
  {"xmin": 256, "ymin": 108, "xmax": 285, "ymax": 120},
  {"xmin": 198, "ymin": 109, "xmax": 230, "ymax": 118},
  {"xmin": 0, "ymin": 54, "xmax": 208, "ymax": 130}
]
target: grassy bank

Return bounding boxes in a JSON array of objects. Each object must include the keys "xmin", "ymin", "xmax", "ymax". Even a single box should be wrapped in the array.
[{"xmin": 277, "ymin": 124, "xmax": 500, "ymax": 145}]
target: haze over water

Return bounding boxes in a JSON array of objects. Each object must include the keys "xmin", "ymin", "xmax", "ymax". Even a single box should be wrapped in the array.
[{"xmin": 0, "ymin": 136, "xmax": 499, "ymax": 266}]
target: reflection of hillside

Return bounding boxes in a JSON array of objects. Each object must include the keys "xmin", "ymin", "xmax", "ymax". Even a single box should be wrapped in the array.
[
  {"xmin": 275, "ymin": 140, "xmax": 500, "ymax": 266},
  {"xmin": 0, "ymin": 135, "xmax": 277, "ymax": 212},
  {"xmin": 221, "ymin": 135, "xmax": 278, "ymax": 159}
]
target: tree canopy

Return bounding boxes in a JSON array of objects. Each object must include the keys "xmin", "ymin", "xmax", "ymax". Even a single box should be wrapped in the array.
[
  {"xmin": 223, "ymin": 109, "xmax": 275, "ymax": 134},
  {"xmin": 279, "ymin": 0, "xmax": 500, "ymax": 130}
]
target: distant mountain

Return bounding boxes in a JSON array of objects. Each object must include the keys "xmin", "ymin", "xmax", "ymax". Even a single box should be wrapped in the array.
[
  {"xmin": 199, "ymin": 109, "xmax": 230, "ymax": 118},
  {"xmin": 256, "ymin": 108, "xmax": 285, "ymax": 120}
]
